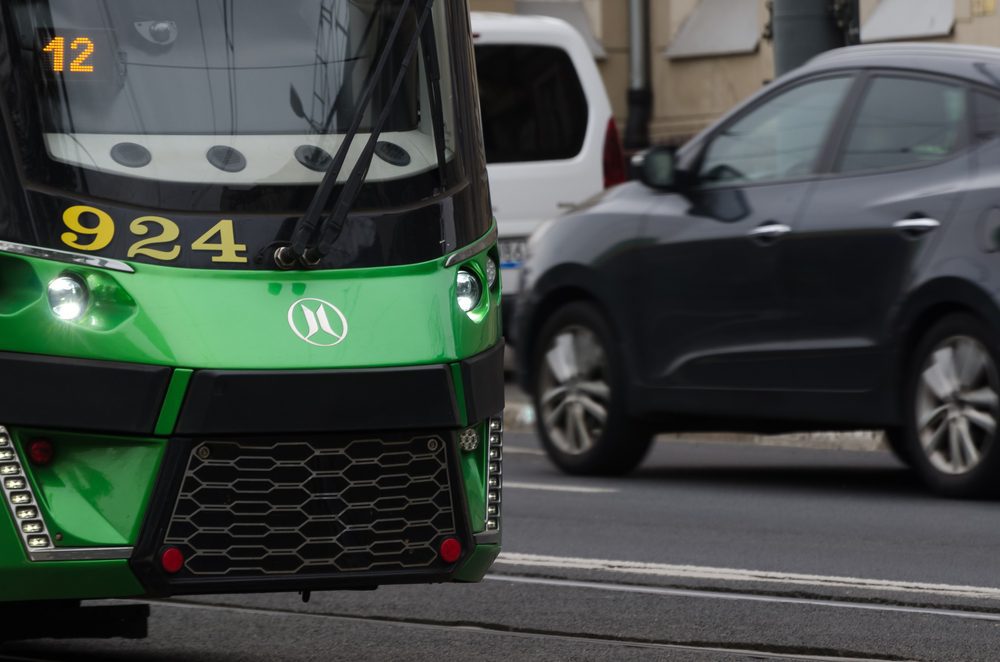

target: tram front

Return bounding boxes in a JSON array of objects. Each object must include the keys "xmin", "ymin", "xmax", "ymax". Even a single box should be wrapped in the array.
[{"xmin": 0, "ymin": 0, "xmax": 502, "ymax": 619}]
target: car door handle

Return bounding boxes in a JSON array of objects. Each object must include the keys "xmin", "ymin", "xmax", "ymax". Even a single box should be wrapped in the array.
[
  {"xmin": 748, "ymin": 223, "xmax": 791, "ymax": 242},
  {"xmin": 893, "ymin": 218, "xmax": 940, "ymax": 235}
]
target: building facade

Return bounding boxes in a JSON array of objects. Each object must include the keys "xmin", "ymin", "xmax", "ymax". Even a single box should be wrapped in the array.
[{"xmin": 469, "ymin": 0, "xmax": 1000, "ymax": 144}]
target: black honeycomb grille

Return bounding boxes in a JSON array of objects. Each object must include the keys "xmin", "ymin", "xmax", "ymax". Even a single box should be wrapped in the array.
[{"xmin": 163, "ymin": 435, "xmax": 457, "ymax": 576}]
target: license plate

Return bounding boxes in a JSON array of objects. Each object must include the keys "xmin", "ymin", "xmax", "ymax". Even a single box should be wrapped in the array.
[{"xmin": 499, "ymin": 238, "xmax": 527, "ymax": 269}]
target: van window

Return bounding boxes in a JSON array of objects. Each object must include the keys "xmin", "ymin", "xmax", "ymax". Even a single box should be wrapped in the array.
[{"xmin": 475, "ymin": 45, "xmax": 588, "ymax": 163}]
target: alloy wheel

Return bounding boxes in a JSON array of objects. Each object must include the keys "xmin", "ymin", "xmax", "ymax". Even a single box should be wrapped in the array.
[
  {"xmin": 916, "ymin": 335, "xmax": 1000, "ymax": 475},
  {"xmin": 538, "ymin": 325, "xmax": 611, "ymax": 455}
]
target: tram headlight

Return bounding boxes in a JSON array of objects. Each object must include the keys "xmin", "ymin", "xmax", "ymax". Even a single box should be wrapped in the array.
[
  {"xmin": 21, "ymin": 521, "xmax": 42, "ymax": 534},
  {"xmin": 27, "ymin": 535, "xmax": 50, "ymax": 548},
  {"xmin": 47, "ymin": 275, "xmax": 89, "ymax": 321},
  {"xmin": 456, "ymin": 269, "xmax": 482, "ymax": 313},
  {"xmin": 486, "ymin": 256, "xmax": 498, "ymax": 290}
]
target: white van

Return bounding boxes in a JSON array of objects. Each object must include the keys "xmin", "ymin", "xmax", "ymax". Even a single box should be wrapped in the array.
[{"xmin": 470, "ymin": 12, "xmax": 623, "ymax": 337}]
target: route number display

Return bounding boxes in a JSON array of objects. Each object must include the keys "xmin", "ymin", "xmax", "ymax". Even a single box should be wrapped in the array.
[
  {"xmin": 39, "ymin": 31, "xmax": 112, "ymax": 79},
  {"xmin": 42, "ymin": 36, "xmax": 95, "ymax": 73}
]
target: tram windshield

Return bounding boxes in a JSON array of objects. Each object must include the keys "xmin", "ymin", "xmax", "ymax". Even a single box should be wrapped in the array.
[{"xmin": 7, "ymin": 0, "xmax": 461, "ymax": 209}]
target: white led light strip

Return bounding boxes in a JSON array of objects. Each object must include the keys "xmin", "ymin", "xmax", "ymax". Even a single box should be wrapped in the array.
[
  {"xmin": 485, "ymin": 416, "xmax": 503, "ymax": 532},
  {"xmin": 0, "ymin": 427, "xmax": 53, "ymax": 554}
]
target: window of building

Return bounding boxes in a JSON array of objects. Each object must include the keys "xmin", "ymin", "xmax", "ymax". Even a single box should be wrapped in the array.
[
  {"xmin": 861, "ymin": 0, "xmax": 954, "ymax": 42},
  {"xmin": 698, "ymin": 76, "xmax": 852, "ymax": 186},
  {"xmin": 837, "ymin": 77, "xmax": 967, "ymax": 173},
  {"xmin": 665, "ymin": 0, "xmax": 759, "ymax": 60},
  {"xmin": 475, "ymin": 45, "xmax": 588, "ymax": 164}
]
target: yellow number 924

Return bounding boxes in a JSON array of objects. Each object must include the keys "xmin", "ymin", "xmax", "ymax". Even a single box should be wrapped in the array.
[{"xmin": 60, "ymin": 205, "xmax": 248, "ymax": 264}]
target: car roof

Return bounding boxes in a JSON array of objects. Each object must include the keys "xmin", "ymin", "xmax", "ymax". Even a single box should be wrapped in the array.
[
  {"xmin": 676, "ymin": 42, "xmax": 1000, "ymax": 162},
  {"xmin": 800, "ymin": 42, "xmax": 1000, "ymax": 88}
]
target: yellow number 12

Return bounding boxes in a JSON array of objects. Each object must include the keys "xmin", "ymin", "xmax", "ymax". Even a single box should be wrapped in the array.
[{"xmin": 43, "ymin": 36, "xmax": 94, "ymax": 73}]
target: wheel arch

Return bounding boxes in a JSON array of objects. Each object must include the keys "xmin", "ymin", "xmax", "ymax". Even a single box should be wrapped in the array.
[
  {"xmin": 892, "ymin": 277, "xmax": 1000, "ymax": 410},
  {"xmin": 515, "ymin": 266, "xmax": 629, "ymax": 395}
]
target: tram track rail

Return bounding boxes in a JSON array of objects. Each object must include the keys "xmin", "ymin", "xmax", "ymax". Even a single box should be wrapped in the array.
[
  {"xmin": 7, "ymin": 570, "xmax": 1000, "ymax": 661},
  {"xmin": 487, "ymin": 573, "xmax": 1000, "ymax": 622},
  {"xmin": 128, "ymin": 597, "xmax": 918, "ymax": 662}
]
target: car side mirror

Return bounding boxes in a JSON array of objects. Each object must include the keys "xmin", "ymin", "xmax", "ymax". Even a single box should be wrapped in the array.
[{"xmin": 634, "ymin": 146, "xmax": 679, "ymax": 191}]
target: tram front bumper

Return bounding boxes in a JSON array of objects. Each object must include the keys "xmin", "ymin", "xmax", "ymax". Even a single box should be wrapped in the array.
[{"xmin": 0, "ymin": 344, "xmax": 503, "ymax": 601}]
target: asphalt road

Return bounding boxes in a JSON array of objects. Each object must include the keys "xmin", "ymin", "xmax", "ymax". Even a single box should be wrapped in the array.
[{"xmin": 7, "ymin": 432, "xmax": 1000, "ymax": 661}]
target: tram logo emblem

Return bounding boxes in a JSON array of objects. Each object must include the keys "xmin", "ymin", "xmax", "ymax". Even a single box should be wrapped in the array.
[{"xmin": 287, "ymin": 298, "xmax": 349, "ymax": 347}]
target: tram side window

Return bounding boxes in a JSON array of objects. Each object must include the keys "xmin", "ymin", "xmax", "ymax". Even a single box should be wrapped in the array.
[{"xmin": 474, "ymin": 45, "xmax": 588, "ymax": 164}]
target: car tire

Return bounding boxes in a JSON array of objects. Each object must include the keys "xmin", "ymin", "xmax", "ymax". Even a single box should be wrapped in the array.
[
  {"xmin": 903, "ymin": 314, "xmax": 1000, "ymax": 498},
  {"xmin": 531, "ymin": 301, "xmax": 652, "ymax": 475}
]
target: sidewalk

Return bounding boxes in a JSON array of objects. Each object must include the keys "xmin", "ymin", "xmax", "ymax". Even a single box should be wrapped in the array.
[{"xmin": 503, "ymin": 381, "xmax": 887, "ymax": 452}]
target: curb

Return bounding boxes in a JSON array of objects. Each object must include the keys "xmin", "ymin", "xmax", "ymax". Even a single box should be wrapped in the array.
[{"xmin": 502, "ymin": 398, "xmax": 887, "ymax": 453}]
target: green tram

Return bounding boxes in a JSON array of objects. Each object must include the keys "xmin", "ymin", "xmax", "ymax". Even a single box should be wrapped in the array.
[{"xmin": 0, "ymin": 0, "xmax": 503, "ymax": 637}]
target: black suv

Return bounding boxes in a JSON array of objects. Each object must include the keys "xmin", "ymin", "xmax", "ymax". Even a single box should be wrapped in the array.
[{"xmin": 515, "ymin": 44, "xmax": 1000, "ymax": 498}]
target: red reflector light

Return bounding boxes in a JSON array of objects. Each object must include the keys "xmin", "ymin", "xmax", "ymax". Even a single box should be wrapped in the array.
[
  {"xmin": 160, "ymin": 546, "xmax": 185, "ymax": 574},
  {"xmin": 439, "ymin": 537, "xmax": 462, "ymax": 563},
  {"xmin": 27, "ymin": 439, "xmax": 54, "ymax": 466},
  {"xmin": 603, "ymin": 118, "xmax": 627, "ymax": 189}
]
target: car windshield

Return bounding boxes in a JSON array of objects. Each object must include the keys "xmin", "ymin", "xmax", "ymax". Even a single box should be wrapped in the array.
[{"xmin": 7, "ymin": 0, "xmax": 457, "ymax": 208}]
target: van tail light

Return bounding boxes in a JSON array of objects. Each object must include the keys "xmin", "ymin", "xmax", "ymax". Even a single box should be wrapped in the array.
[{"xmin": 603, "ymin": 118, "xmax": 627, "ymax": 189}]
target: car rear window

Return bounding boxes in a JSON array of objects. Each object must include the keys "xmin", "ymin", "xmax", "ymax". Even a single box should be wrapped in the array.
[
  {"xmin": 837, "ymin": 76, "xmax": 967, "ymax": 173},
  {"xmin": 474, "ymin": 45, "xmax": 588, "ymax": 164}
]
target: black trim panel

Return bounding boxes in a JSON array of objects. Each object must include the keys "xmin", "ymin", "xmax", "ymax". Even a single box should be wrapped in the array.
[
  {"xmin": 461, "ymin": 341, "xmax": 506, "ymax": 424},
  {"xmin": 175, "ymin": 365, "xmax": 461, "ymax": 435},
  {"xmin": 0, "ymin": 351, "xmax": 170, "ymax": 433},
  {"xmin": 501, "ymin": 293, "xmax": 518, "ymax": 346},
  {"xmin": 175, "ymin": 345, "xmax": 504, "ymax": 435}
]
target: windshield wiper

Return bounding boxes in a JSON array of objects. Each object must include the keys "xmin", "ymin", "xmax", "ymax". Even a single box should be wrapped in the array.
[
  {"xmin": 275, "ymin": 0, "xmax": 437, "ymax": 268},
  {"xmin": 420, "ymin": 10, "xmax": 449, "ymax": 189}
]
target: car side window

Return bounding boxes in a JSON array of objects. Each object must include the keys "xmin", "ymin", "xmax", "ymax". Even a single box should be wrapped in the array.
[
  {"xmin": 973, "ymin": 91, "xmax": 1000, "ymax": 141},
  {"xmin": 837, "ymin": 76, "xmax": 967, "ymax": 173},
  {"xmin": 698, "ymin": 76, "xmax": 852, "ymax": 187}
]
